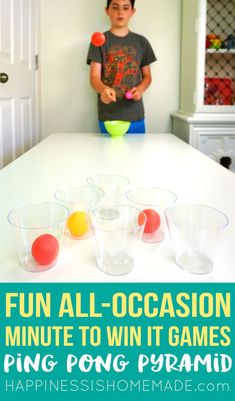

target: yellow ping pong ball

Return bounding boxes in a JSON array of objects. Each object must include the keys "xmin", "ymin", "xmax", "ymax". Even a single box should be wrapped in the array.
[{"xmin": 67, "ymin": 211, "xmax": 89, "ymax": 237}]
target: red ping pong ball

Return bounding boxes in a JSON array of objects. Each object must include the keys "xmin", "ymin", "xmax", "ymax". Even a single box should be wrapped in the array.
[
  {"xmin": 32, "ymin": 234, "xmax": 59, "ymax": 266},
  {"xmin": 139, "ymin": 209, "xmax": 161, "ymax": 234},
  {"xmin": 91, "ymin": 32, "xmax": 105, "ymax": 47},
  {"xmin": 125, "ymin": 91, "xmax": 133, "ymax": 100}
]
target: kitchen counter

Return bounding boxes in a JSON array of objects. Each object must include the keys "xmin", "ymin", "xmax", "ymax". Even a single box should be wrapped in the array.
[{"xmin": 0, "ymin": 133, "xmax": 234, "ymax": 282}]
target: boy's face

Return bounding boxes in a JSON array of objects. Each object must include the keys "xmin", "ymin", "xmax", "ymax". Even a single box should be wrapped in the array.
[{"xmin": 106, "ymin": 0, "xmax": 135, "ymax": 29}]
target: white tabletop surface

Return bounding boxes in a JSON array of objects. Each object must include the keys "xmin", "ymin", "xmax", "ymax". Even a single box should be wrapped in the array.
[{"xmin": 0, "ymin": 133, "xmax": 234, "ymax": 283}]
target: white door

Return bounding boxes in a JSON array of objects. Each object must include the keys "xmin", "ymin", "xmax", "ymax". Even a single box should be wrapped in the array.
[{"xmin": 0, "ymin": 0, "xmax": 39, "ymax": 168}]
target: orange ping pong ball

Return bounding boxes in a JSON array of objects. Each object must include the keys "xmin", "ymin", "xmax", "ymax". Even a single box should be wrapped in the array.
[
  {"xmin": 139, "ymin": 209, "xmax": 161, "ymax": 234},
  {"xmin": 32, "ymin": 234, "xmax": 59, "ymax": 266},
  {"xmin": 91, "ymin": 32, "xmax": 105, "ymax": 47},
  {"xmin": 67, "ymin": 211, "xmax": 89, "ymax": 237}
]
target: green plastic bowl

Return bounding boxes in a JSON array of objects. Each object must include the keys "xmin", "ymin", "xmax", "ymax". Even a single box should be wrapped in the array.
[{"xmin": 104, "ymin": 120, "xmax": 130, "ymax": 136}]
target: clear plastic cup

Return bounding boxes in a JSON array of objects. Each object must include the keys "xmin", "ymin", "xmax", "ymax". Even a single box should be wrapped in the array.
[
  {"xmin": 7, "ymin": 202, "xmax": 69, "ymax": 272},
  {"xmin": 91, "ymin": 205, "xmax": 147, "ymax": 276},
  {"xmin": 126, "ymin": 187, "xmax": 177, "ymax": 243},
  {"xmin": 54, "ymin": 185, "xmax": 104, "ymax": 239},
  {"xmin": 165, "ymin": 203, "xmax": 229, "ymax": 274},
  {"xmin": 87, "ymin": 174, "xmax": 130, "ymax": 219}
]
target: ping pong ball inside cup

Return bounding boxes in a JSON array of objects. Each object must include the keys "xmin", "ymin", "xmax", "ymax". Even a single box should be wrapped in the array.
[
  {"xmin": 67, "ymin": 211, "xmax": 89, "ymax": 237},
  {"xmin": 7, "ymin": 202, "xmax": 69, "ymax": 271},
  {"xmin": 91, "ymin": 32, "xmax": 105, "ymax": 47},
  {"xmin": 125, "ymin": 91, "xmax": 133, "ymax": 100},
  {"xmin": 54, "ymin": 185, "xmax": 104, "ymax": 240},
  {"xmin": 126, "ymin": 187, "xmax": 177, "ymax": 243},
  {"xmin": 32, "ymin": 234, "xmax": 59, "ymax": 266},
  {"xmin": 139, "ymin": 209, "xmax": 161, "ymax": 234}
]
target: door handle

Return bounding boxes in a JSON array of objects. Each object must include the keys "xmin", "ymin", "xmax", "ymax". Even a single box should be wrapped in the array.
[{"xmin": 0, "ymin": 72, "xmax": 9, "ymax": 83}]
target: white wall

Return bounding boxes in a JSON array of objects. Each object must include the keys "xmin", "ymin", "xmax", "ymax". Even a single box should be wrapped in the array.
[{"xmin": 41, "ymin": 0, "xmax": 181, "ymax": 137}]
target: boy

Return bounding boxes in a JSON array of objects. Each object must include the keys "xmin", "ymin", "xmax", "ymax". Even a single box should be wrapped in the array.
[{"xmin": 87, "ymin": 0, "xmax": 157, "ymax": 134}]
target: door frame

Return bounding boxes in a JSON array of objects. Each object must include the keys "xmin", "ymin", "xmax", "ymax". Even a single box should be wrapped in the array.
[{"xmin": 35, "ymin": 0, "xmax": 42, "ymax": 145}]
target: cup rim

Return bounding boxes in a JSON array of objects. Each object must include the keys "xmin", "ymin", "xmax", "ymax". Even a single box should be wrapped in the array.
[
  {"xmin": 7, "ymin": 201, "xmax": 70, "ymax": 230},
  {"xmin": 91, "ymin": 204, "xmax": 147, "ymax": 233},
  {"xmin": 54, "ymin": 184, "xmax": 105, "ymax": 203},
  {"xmin": 87, "ymin": 174, "xmax": 130, "ymax": 186},
  {"xmin": 126, "ymin": 187, "xmax": 177, "ymax": 207},
  {"xmin": 165, "ymin": 203, "xmax": 229, "ymax": 230}
]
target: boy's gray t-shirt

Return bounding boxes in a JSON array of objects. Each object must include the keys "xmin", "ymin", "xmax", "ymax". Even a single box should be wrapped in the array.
[{"xmin": 87, "ymin": 31, "xmax": 157, "ymax": 122}]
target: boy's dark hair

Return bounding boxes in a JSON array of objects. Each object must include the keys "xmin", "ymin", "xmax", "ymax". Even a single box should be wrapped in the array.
[{"xmin": 107, "ymin": 0, "xmax": 135, "ymax": 8}]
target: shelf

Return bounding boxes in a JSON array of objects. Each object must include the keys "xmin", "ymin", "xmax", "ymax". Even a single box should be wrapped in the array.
[{"xmin": 206, "ymin": 49, "xmax": 235, "ymax": 54}]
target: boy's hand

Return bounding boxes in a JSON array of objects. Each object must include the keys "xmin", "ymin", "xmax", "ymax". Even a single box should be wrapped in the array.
[
  {"xmin": 100, "ymin": 87, "xmax": 116, "ymax": 104},
  {"xmin": 131, "ymin": 86, "xmax": 143, "ymax": 101}
]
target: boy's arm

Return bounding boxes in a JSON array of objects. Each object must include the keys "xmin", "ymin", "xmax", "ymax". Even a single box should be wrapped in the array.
[
  {"xmin": 131, "ymin": 65, "xmax": 152, "ymax": 101},
  {"xmin": 90, "ymin": 62, "xmax": 116, "ymax": 104}
]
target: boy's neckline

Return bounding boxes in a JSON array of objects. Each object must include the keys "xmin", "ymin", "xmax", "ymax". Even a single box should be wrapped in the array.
[{"xmin": 109, "ymin": 29, "xmax": 131, "ymax": 38}]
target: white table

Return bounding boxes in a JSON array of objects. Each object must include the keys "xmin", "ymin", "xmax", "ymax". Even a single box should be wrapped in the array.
[{"xmin": 0, "ymin": 133, "xmax": 234, "ymax": 283}]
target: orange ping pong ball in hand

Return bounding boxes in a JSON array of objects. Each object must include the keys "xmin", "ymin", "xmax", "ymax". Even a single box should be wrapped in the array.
[
  {"xmin": 32, "ymin": 234, "xmax": 59, "ymax": 266},
  {"xmin": 67, "ymin": 211, "xmax": 89, "ymax": 237},
  {"xmin": 139, "ymin": 209, "xmax": 161, "ymax": 234},
  {"xmin": 91, "ymin": 32, "xmax": 105, "ymax": 47}
]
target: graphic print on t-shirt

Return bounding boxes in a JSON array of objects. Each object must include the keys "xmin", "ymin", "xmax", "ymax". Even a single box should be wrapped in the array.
[{"xmin": 103, "ymin": 45, "xmax": 139, "ymax": 100}]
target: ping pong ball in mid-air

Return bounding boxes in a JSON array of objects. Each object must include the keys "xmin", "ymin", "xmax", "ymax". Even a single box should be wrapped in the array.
[
  {"xmin": 125, "ymin": 91, "xmax": 133, "ymax": 100},
  {"xmin": 67, "ymin": 211, "xmax": 89, "ymax": 237},
  {"xmin": 31, "ymin": 234, "xmax": 59, "ymax": 266},
  {"xmin": 139, "ymin": 209, "xmax": 161, "ymax": 234},
  {"xmin": 91, "ymin": 32, "xmax": 105, "ymax": 47}
]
